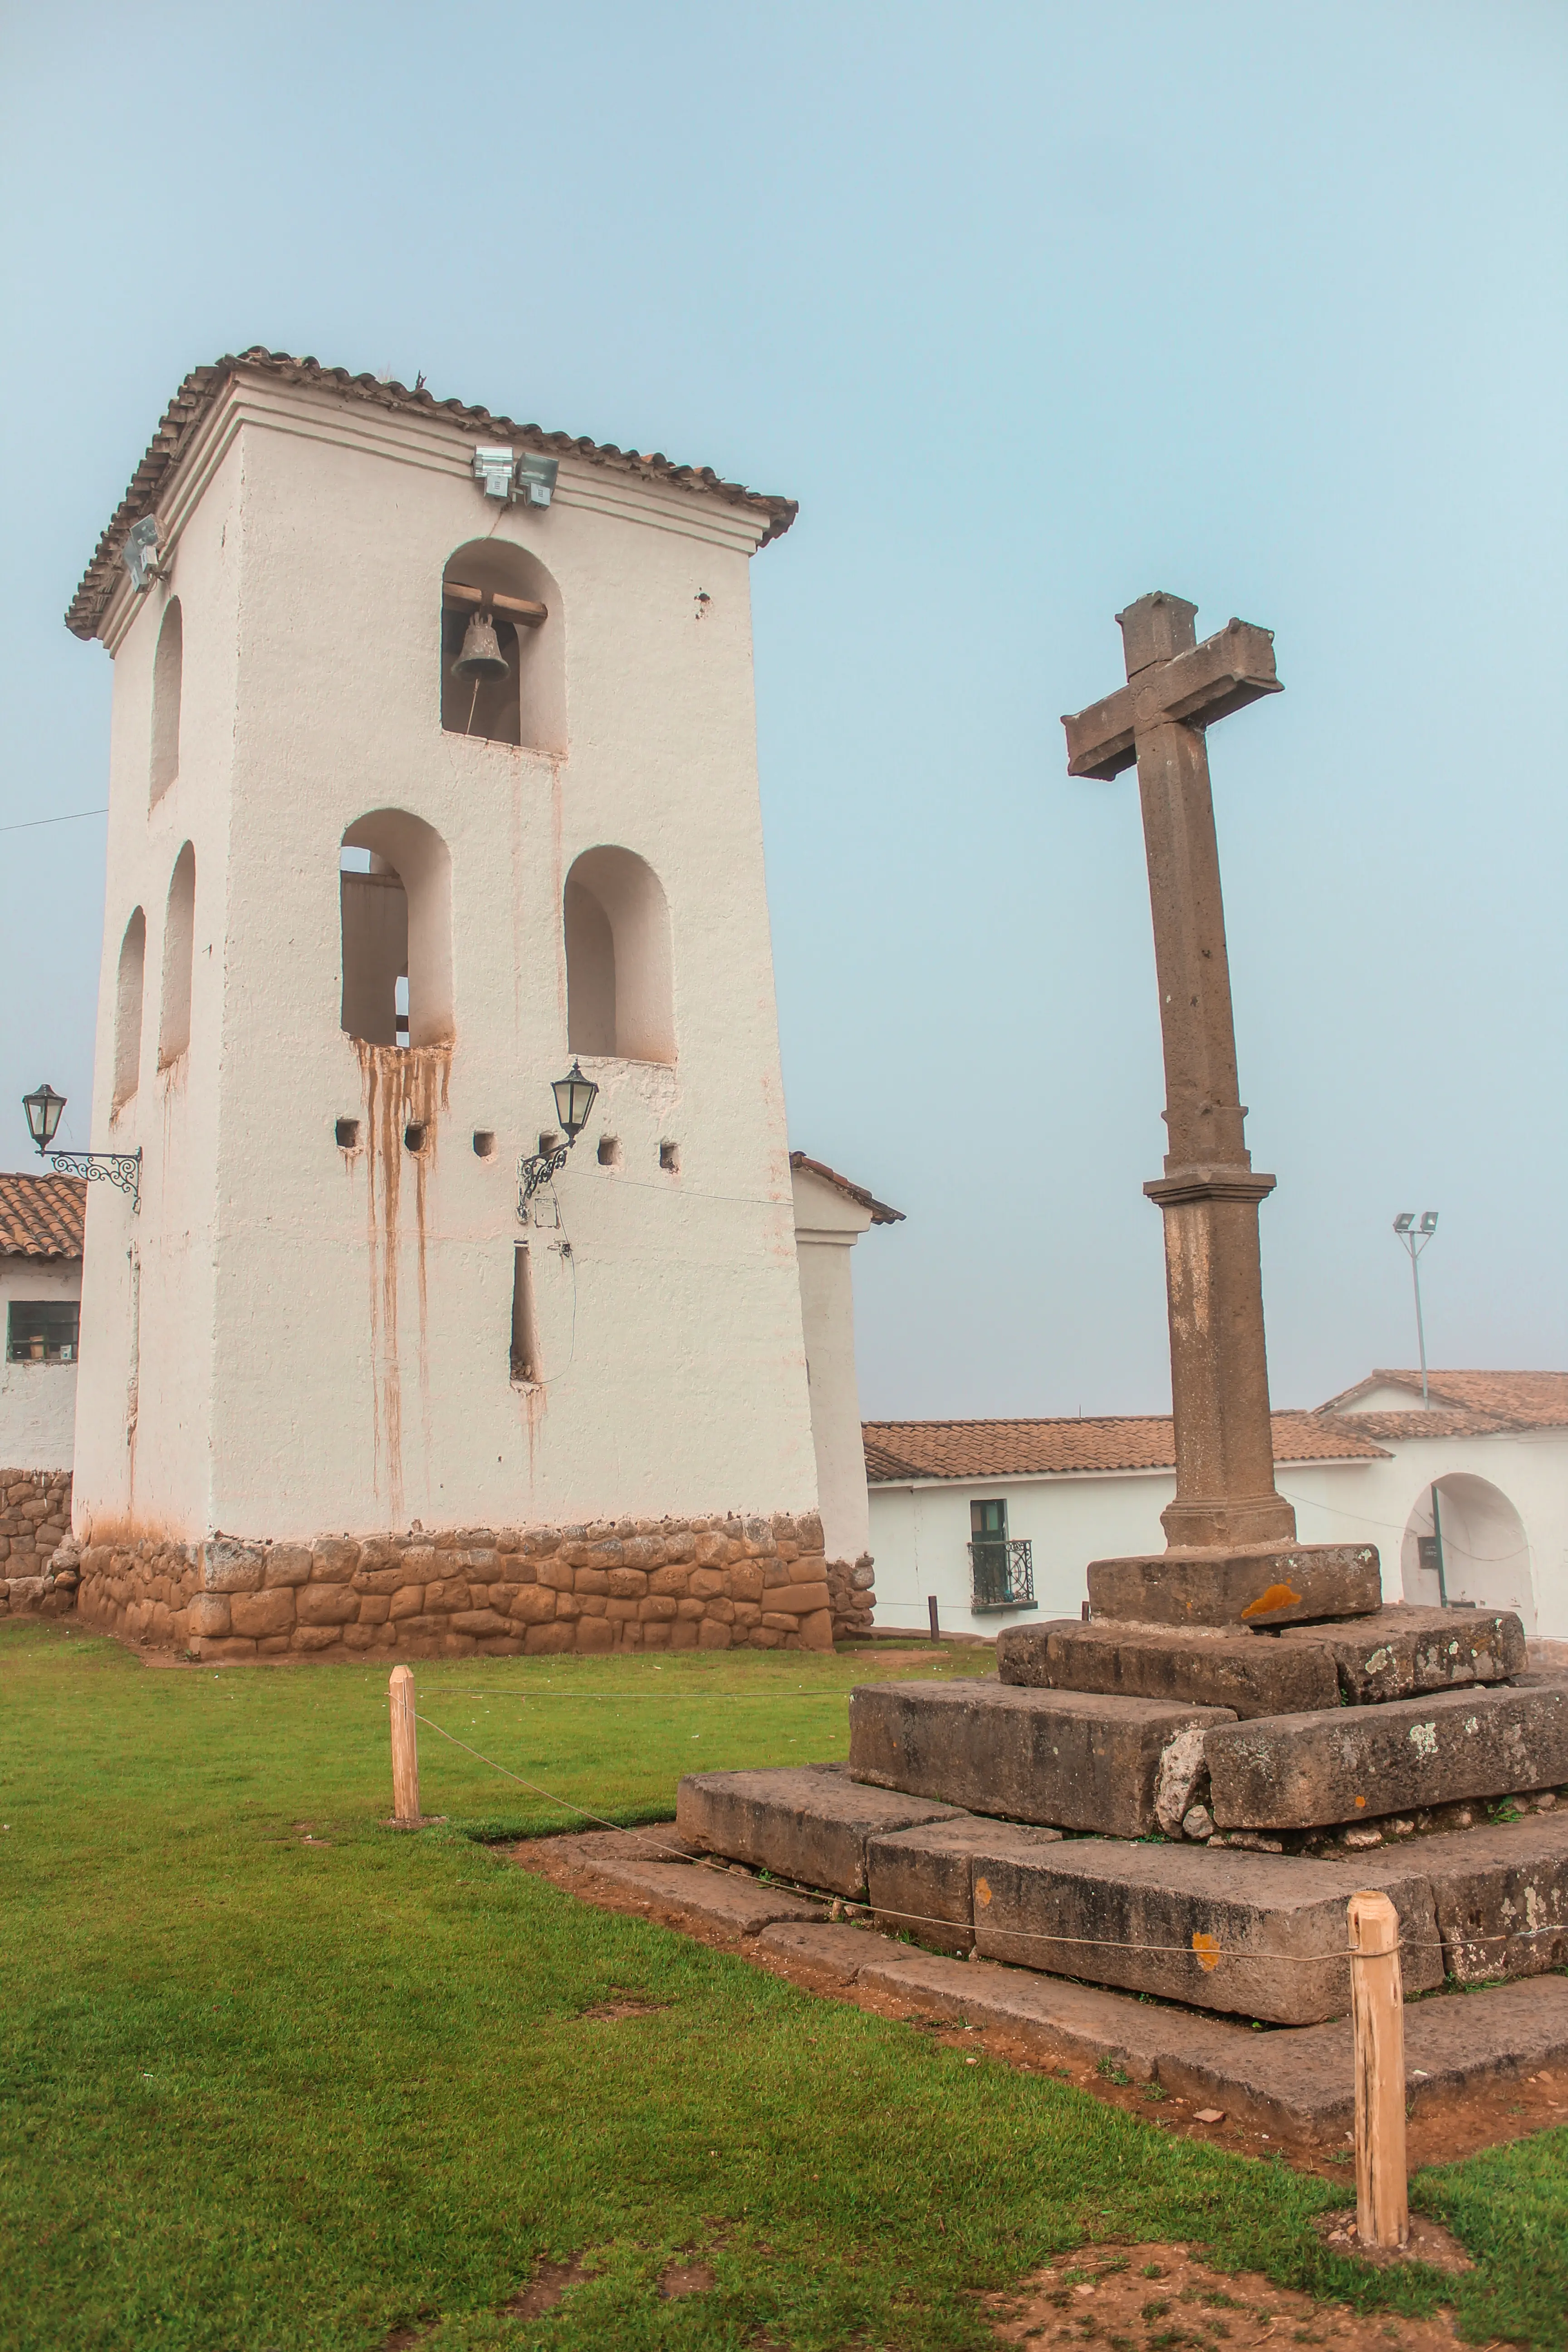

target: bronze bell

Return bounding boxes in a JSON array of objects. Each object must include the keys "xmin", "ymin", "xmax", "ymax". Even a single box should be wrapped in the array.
[{"xmin": 452, "ymin": 609, "xmax": 510, "ymax": 680}]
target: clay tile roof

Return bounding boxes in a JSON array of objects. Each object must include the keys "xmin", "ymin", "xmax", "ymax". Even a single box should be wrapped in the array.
[
  {"xmin": 862, "ymin": 1409, "xmax": 1387, "ymax": 1484},
  {"xmin": 67, "ymin": 348, "xmax": 799, "ymax": 641},
  {"xmin": 1317, "ymin": 1370, "xmax": 1568, "ymax": 1433},
  {"xmin": 789, "ymin": 1152, "xmax": 904, "ymax": 1225},
  {"xmin": 0, "ymin": 1173, "xmax": 87, "ymax": 1259}
]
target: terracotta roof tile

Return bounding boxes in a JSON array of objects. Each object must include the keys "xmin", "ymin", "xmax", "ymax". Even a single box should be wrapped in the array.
[
  {"xmin": 68, "ymin": 348, "xmax": 799, "ymax": 641},
  {"xmin": 0, "ymin": 1173, "xmax": 87, "ymax": 1259},
  {"xmin": 789, "ymin": 1152, "xmax": 904, "ymax": 1225},
  {"xmin": 862, "ymin": 1410, "xmax": 1387, "ymax": 1484},
  {"xmin": 1317, "ymin": 1370, "xmax": 1568, "ymax": 1432}
]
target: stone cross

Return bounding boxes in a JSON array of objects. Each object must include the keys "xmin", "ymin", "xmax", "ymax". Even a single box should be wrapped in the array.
[{"xmin": 1062, "ymin": 592, "xmax": 1295, "ymax": 1557}]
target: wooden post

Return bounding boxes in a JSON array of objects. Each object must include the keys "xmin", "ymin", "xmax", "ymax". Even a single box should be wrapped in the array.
[
  {"xmin": 1348, "ymin": 1891, "xmax": 1408, "ymax": 2249},
  {"xmin": 928, "ymin": 1595, "xmax": 941, "ymax": 1643},
  {"xmin": 389, "ymin": 1665, "xmax": 420, "ymax": 1825}
]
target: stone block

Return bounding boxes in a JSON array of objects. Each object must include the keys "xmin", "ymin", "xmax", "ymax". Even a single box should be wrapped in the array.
[
  {"xmin": 194, "ymin": 1635, "xmax": 258, "ymax": 1663},
  {"xmin": 186, "ymin": 1592, "xmax": 231, "ymax": 1638},
  {"xmin": 1087, "ymin": 1543, "xmax": 1382, "ymax": 1630},
  {"xmin": 296, "ymin": 1584, "xmax": 360, "ymax": 1628},
  {"xmin": 730, "ymin": 1563, "xmax": 765, "ymax": 1602},
  {"xmin": 973, "ymin": 1839, "xmax": 1442, "ymax": 2024},
  {"xmin": 574, "ymin": 1568, "xmax": 610, "ymax": 1596},
  {"xmin": 648, "ymin": 1565, "xmax": 690, "ymax": 1597},
  {"xmin": 343, "ymin": 1623, "xmax": 378, "ymax": 1650},
  {"xmin": 1277, "ymin": 1605, "xmax": 1527, "ymax": 1704},
  {"xmin": 1207, "ymin": 1683, "xmax": 1568, "ymax": 1830},
  {"xmin": 1382, "ymin": 1810, "xmax": 1568, "ymax": 1984},
  {"xmin": 525, "ymin": 1622, "xmax": 573, "ymax": 1655},
  {"xmin": 389, "ymin": 1586, "xmax": 424, "ymax": 1621},
  {"xmin": 607, "ymin": 1567, "xmax": 648, "ymax": 1600},
  {"xmin": 997, "ymin": 1617, "xmax": 1338, "ymax": 1720},
  {"xmin": 309, "ymin": 1539, "xmax": 362, "ymax": 1584},
  {"xmin": 575, "ymin": 1617, "xmax": 615, "ymax": 1654},
  {"xmin": 510, "ymin": 1586, "xmax": 556, "ymax": 1625},
  {"xmin": 229, "ymin": 1588, "xmax": 296, "ymax": 1639},
  {"xmin": 676, "ymin": 1597, "xmax": 706, "ymax": 1621},
  {"xmin": 867, "ymin": 1816, "xmax": 1065, "ymax": 1952},
  {"xmin": 451, "ymin": 1608, "xmax": 510, "ymax": 1637},
  {"xmin": 358, "ymin": 1594, "xmax": 391, "ymax": 1626},
  {"xmin": 848, "ymin": 1681, "xmax": 1236, "ymax": 1839},
  {"xmin": 423, "ymin": 1579, "xmax": 470, "ymax": 1615},
  {"xmin": 767, "ymin": 1580, "xmax": 831, "ymax": 1618},
  {"xmin": 202, "ymin": 1540, "xmax": 265, "ymax": 1595},
  {"xmin": 669, "ymin": 1619, "xmax": 700, "ymax": 1649},
  {"xmin": 689, "ymin": 1567, "xmax": 726, "ymax": 1601},
  {"xmin": 265, "ymin": 1545, "xmax": 314, "ymax": 1588},
  {"xmin": 697, "ymin": 1619, "xmax": 730, "ymax": 1649},
  {"xmin": 677, "ymin": 1764, "xmax": 962, "ymax": 1896},
  {"xmin": 799, "ymin": 1608, "xmax": 834, "ymax": 1653}
]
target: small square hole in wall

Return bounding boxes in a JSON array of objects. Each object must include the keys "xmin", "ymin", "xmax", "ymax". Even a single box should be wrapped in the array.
[
  {"xmin": 660, "ymin": 1140, "xmax": 681, "ymax": 1174},
  {"xmin": 403, "ymin": 1122, "xmax": 427, "ymax": 1154},
  {"xmin": 335, "ymin": 1118, "xmax": 361, "ymax": 1150},
  {"xmin": 538, "ymin": 1131, "xmax": 561, "ymax": 1156},
  {"xmin": 597, "ymin": 1136, "xmax": 622, "ymax": 1168},
  {"xmin": 472, "ymin": 1130, "xmax": 496, "ymax": 1159}
]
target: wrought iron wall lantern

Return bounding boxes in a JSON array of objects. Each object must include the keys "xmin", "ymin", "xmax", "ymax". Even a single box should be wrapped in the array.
[
  {"xmin": 23, "ymin": 1083, "xmax": 142, "ymax": 1210},
  {"xmin": 517, "ymin": 1062, "xmax": 598, "ymax": 1216}
]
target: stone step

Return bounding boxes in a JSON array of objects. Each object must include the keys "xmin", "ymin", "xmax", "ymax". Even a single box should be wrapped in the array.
[
  {"xmin": 1086, "ymin": 1543, "xmax": 1381, "ymax": 1629},
  {"xmin": 970, "ymin": 1838, "xmax": 1444, "ymax": 2024},
  {"xmin": 866, "ymin": 1816, "xmax": 1065, "ymax": 1952},
  {"xmin": 1369, "ymin": 1806, "xmax": 1568, "ymax": 1984},
  {"xmin": 1205, "ymin": 1681, "xmax": 1568, "ymax": 1830},
  {"xmin": 848, "ymin": 1680, "xmax": 1236, "ymax": 1840},
  {"xmin": 1276, "ymin": 1604, "xmax": 1525, "ymax": 1703},
  {"xmin": 997, "ymin": 1617, "xmax": 1338, "ymax": 1719},
  {"xmin": 675, "ymin": 1764, "xmax": 960, "ymax": 1897}
]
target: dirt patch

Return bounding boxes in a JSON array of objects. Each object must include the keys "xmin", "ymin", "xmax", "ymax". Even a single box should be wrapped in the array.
[
  {"xmin": 1311, "ymin": 2211, "xmax": 1472, "ymax": 2273},
  {"xmin": 578, "ymin": 1996, "xmax": 670, "ymax": 2021},
  {"xmin": 659, "ymin": 2259, "xmax": 718, "ymax": 2298},
  {"xmin": 500, "ymin": 2255, "xmax": 593, "ymax": 2320},
  {"xmin": 983, "ymin": 2241, "xmax": 1464, "ymax": 2349}
]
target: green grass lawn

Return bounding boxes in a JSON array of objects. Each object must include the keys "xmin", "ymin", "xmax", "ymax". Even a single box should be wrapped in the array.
[{"xmin": 3, "ymin": 1620, "xmax": 1567, "ymax": 2352}]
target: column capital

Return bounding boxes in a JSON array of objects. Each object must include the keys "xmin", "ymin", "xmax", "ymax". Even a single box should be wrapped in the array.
[{"xmin": 1144, "ymin": 1166, "xmax": 1278, "ymax": 1209}]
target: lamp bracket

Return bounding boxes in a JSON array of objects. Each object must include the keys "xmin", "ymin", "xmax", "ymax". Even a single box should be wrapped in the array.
[
  {"xmin": 517, "ymin": 1142, "xmax": 570, "ymax": 1219},
  {"xmin": 45, "ymin": 1148, "xmax": 142, "ymax": 1211}
]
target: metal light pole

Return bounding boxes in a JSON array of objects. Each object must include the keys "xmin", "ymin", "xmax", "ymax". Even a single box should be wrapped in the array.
[
  {"xmin": 1393, "ymin": 1211, "xmax": 1446, "ymax": 1603},
  {"xmin": 1392, "ymin": 1211, "xmax": 1438, "ymax": 1404}
]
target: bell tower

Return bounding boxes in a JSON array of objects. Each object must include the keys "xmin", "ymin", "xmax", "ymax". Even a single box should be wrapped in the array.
[{"xmin": 65, "ymin": 351, "xmax": 834, "ymax": 1661}]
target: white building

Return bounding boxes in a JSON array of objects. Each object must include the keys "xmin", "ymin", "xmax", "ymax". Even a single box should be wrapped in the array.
[
  {"xmin": 0, "ymin": 1173, "xmax": 85, "ymax": 1472},
  {"xmin": 59, "ymin": 348, "xmax": 898, "ymax": 1658},
  {"xmin": 865, "ymin": 1370, "xmax": 1568, "ymax": 1642}
]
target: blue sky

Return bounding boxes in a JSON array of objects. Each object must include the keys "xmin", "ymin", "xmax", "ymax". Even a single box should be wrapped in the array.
[{"xmin": 2, "ymin": 2, "xmax": 1563, "ymax": 1418}]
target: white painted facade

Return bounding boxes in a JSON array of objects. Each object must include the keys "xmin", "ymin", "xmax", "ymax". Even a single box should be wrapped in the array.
[
  {"xmin": 868, "ymin": 1414, "xmax": 1568, "ymax": 1642},
  {"xmin": 0, "ymin": 1252, "xmax": 81, "ymax": 1471},
  {"xmin": 790, "ymin": 1160, "xmax": 897, "ymax": 1567},
  {"xmin": 71, "ymin": 363, "xmax": 823, "ymax": 1547}
]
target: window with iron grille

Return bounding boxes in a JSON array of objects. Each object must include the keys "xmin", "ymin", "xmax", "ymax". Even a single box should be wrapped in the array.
[
  {"xmin": 6, "ymin": 1301, "xmax": 80, "ymax": 1364},
  {"xmin": 968, "ymin": 1499, "xmax": 1036, "ymax": 1612}
]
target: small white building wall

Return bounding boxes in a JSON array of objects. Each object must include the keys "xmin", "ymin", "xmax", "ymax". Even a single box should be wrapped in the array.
[
  {"xmin": 0, "ymin": 1255, "xmax": 81, "ymax": 1472},
  {"xmin": 790, "ymin": 1166, "xmax": 875, "ymax": 1567},
  {"xmin": 73, "ymin": 374, "xmax": 818, "ymax": 1545},
  {"xmin": 867, "ymin": 1434, "xmax": 1568, "ymax": 1640}
]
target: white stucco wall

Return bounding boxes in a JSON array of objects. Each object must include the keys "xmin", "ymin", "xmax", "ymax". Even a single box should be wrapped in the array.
[
  {"xmin": 868, "ymin": 1431, "xmax": 1568, "ymax": 1640},
  {"xmin": 791, "ymin": 1166, "xmax": 875, "ymax": 1565},
  {"xmin": 0, "ymin": 1254, "xmax": 81, "ymax": 1472},
  {"xmin": 73, "ymin": 371, "xmax": 817, "ymax": 1544}
]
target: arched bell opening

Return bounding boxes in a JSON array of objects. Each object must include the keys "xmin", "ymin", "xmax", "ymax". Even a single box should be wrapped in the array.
[
  {"xmin": 340, "ymin": 810, "xmax": 453, "ymax": 1049},
  {"xmin": 564, "ymin": 845, "xmax": 674, "ymax": 1065},
  {"xmin": 440, "ymin": 540, "xmax": 564, "ymax": 754},
  {"xmin": 1399, "ymin": 1472, "xmax": 1536, "ymax": 1634}
]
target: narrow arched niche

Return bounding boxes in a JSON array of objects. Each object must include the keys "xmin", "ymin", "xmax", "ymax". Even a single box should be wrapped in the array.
[
  {"xmin": 340, "ymin": 810, "xmax": 453, "ymax": 1048},
  {"xmin": 440, "ymin": 540, "xmax": 564, "ymax": 754},
  {"xmin": 150, "ymin": 600, "xmax": 182, "ymax": 807},
  {"xmin": 113, "ymin": 907, "xmax": 146, "ymax": 1111},
  {"xmin": 564, "ymin": 846, "xmax": 674, "ymax": 1065},
  {"xmin": 158, "ymin": 843, "xmax": 196, "ymax": 1068}
]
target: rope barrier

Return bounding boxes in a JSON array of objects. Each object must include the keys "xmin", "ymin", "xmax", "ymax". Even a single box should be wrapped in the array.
[{"xmin": 408, "ymin": 1709, "xmax": 1566, "ymax": 1965}]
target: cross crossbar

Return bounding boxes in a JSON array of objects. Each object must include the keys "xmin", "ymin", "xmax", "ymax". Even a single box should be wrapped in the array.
[{"xmin": 1063, "ymin": 617, "xmax": 1282, "ymax": 781}]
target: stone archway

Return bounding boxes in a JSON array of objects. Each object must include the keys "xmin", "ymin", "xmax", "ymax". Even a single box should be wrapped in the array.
[{"xmin": 1400, "ymin": 1473, "xmax": 1536, "ymax": 1634}]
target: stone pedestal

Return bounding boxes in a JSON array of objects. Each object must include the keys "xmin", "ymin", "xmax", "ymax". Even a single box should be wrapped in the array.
[{"xmin": 1086, "ymin": 1544, "xmax": 1382, "ymax": 1629}]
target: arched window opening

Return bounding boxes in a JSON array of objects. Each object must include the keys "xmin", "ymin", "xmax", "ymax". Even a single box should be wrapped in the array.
[
  {"xmin": 1400, "ymin": 1474, "xmax": 1536, "ymax": 1635},
  {"xmin": 340, "ymin": 810, "xmax": 453, "ymax": 1048},
  {"xmin": 440, "ymin": 540, "xmax": 564, "ymax": 754},
  {"xmin": 158, "ymin": 842, "xmax": 196, "ymax": 1068},
  {"xmin": 564, "ymin": 846, "xmax": 674, "ymax": 1065},
  {"xmin": 150, "ymin": 599, "xmax": 182, "ymax": 807},
  {"xmin": 113, "ymin": 908, "xmax": 146, "ymax": 1111}
]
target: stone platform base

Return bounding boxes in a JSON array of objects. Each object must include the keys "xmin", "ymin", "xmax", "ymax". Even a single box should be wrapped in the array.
[
  {"xmin": 676, "ymin": 1763, "xmax": 1568, "ymax": 2024},
  {"xmin": 69, "ymin": 1512, "xmax": 877, "ymax": 1661},
  {"xmin": 0, "ymin": 1470, "xmax": 75, "ymax": 1617},
  {"xmin": 534, "ymin": 1823, "xmax": 1568, "ymax": 2145}
]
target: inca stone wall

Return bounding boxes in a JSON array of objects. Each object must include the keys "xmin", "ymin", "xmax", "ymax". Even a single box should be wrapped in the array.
[
  {"xmin": 72, "ymin": 1511, "xmax": 879, "ymax": 1662},
  {"xmin": 0, "ymin": 1471, "xmax": 76, "ymax": 1617}
]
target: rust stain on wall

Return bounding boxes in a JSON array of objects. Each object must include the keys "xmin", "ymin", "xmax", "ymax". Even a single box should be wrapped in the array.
[{"xmin": 356, "ymin": 1039, "xmax": 451, "ymax": 1523}]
